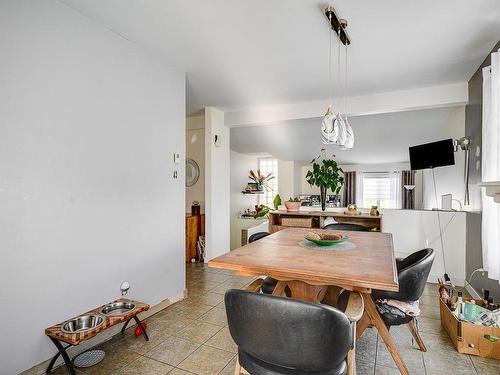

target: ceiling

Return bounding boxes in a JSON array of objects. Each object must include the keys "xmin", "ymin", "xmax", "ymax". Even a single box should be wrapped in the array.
[
  {"xmin": 61, "ymin": 0, "xmax": 500, "ymax": 114},
  {"xmin": 230, "ymin": 107, "xmax": 465, "ymax": 164}
]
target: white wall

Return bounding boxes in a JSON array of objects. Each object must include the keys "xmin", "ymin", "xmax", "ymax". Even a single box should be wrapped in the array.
[
  {"xmin": 205, "ymin": 107, "xmax": 230, "ymax": 260},
  {"xmin": 381, "ymin": 209, "xmax": 466, "ymax": 286},
  {"xmin": 186, "ymin": 115, "xmax": 205, "ymax": 213},
  {"xmin": 230, "ymin": 151, "xmax": 260, "ymax": 249},
  {"xmin": 422, "ymin": 106, "xmax": 467, "ymax": 209},
  {"xmin": 0, "ymin": 1, "xmax": 185, "ymax": 373},
  {"xmin": 293, "ymin": 162, "xmax": 302, "ymax": 199},
  {"xmin": 278, "ymin": 160, "xmax": 295, "ymax": 200}
]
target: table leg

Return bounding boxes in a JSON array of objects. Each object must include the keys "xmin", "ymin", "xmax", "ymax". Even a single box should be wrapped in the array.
[
  {"xmin": 272, "ymin": 281, "xmax": 288, "ymax": 297},
  {"xmin": 121, "ymin": 317, "xmax": 132, "ymax": 333},
  {"xmin": 47, "ymin": 337, "xmax": 76, "ymax": 375},
  {"xmin": 321, "ymin": 285, "xmax": 343, "ymax": 306},
  {"xmin": 356, "ymin": 312, "xmax": 371, "ymax": 340},
  {"xmin": 361, "ymin": 293, "xmax": 409, "ymax": 375},
  {"xmin": 133, "ymin": 316, "xmax": 149, "ymax": 341},
  {"xmin": 282, "ymin": 280, "xmax": 328, "ymax": 303}
]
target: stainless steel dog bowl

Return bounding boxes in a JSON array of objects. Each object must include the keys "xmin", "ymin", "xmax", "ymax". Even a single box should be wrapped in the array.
[
  {"xmin": 61, "ymin": 315, "xmax": 104, "ymax": 334},
  {"xmin": 100, "ymin": 301, "xmax": 135, "ymax": 316}
]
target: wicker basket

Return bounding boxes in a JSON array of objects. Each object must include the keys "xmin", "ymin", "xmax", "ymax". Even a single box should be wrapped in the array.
[{"xmin": 281, "ymin": 217, "xmax": 313, "ymax": 228}]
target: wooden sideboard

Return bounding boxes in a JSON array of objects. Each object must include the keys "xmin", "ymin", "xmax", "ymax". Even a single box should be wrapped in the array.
[
  {"xmin": 268, "ymin": 210, "xmax": 381, "ymax": 233},
  {"xmin": 186, "ymin": 214, "xmax": 205, "ymax": 262}
]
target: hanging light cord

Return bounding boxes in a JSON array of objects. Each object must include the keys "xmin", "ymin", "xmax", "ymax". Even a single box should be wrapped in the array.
[
  {"xmin": 337, "ymin": 27, "xmax": 341, "ymax": 112},
  {"xmin": 344, "ymin": 41, "xmax": 348, "ymax": 116},
  {"xmin": 328, "ymin": 13, "xmax": 333, "ymax": 106}
]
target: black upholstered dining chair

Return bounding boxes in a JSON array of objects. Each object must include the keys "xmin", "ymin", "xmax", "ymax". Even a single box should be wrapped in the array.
[
  {"xmin": 323, "ymin": 223, "xmax": 370, "ymax": 231},
  {"xmin": 371, "ymin": 248, "xmax": 435, "ymax": 351},
  {"xmin": 248, "ymin": 232, "xmax": 278, "ymax": 294},
  {"xmin": 225, "ymin": 289, "xmax": 360, "ymax": 375},
  {"xmin": 248, "ymin": 232, "xmax": 270, "ymax": 243}
]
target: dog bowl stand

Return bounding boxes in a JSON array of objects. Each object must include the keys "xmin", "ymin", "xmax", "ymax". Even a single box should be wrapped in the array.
[{"xmin": 44, "ymin": 298, "xmax": 149, "ymax": 375}]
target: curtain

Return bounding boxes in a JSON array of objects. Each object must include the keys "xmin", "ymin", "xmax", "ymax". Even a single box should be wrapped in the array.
[
  {"xmin": 355, "ymin": 172, "xmax": 364, "ymax": 207},
  {"xmin": 390, "ymin": 171, "xmax": 403, "ymax": 209},
  {"xmin": 401, "ymin": 170, "xmax": 416, "ymax": 209},
  {"xmin": 343, "ymin": 171, "xmax": 356, "ymax": 205},
  {"xmin": 481, "ymin": 51, "xmax": 500, "ymax": 282}
]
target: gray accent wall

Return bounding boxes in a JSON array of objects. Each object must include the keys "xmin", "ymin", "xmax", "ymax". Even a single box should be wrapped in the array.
[{"xmin": 465, "ymin": 40, "xmax": 500, "ymax": 299}]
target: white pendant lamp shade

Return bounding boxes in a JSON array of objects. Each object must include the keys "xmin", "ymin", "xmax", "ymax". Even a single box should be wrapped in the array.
[
  {"xmin": 336, "ymin": 113, "xmax": 347, "ymax": 146},
  {"xmin": 344, "ymin": 116, "xmax": 354, "ymax": 149},
  {"xmin": 321, "ymin": 106, "xmax": 337, "ymax": 144}
]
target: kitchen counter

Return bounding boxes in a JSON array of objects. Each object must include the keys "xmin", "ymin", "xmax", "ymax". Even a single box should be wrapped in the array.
[{"xmin": 268, "ymin": 209, "xmax": 381, "ymax": 232}]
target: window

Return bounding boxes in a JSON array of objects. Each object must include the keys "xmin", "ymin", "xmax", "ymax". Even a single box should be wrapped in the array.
[
  {"xmin": 258, "ymin": 158, "xmax": 278, "ymax": 207},
  {"xmin": 357, "ymin": 172, "xmax": 401, "ymax": 209}
]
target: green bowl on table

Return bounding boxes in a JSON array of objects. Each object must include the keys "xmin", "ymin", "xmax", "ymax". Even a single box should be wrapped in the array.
[{"xmin": 304, "ymin": 235, "xmax": 349, "ymax": 246}]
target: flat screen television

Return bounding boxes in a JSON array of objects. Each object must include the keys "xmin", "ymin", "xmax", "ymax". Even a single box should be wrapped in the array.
[{"xmin": 409, "ymin": 138, "xmax": 455, "ymax": 170}]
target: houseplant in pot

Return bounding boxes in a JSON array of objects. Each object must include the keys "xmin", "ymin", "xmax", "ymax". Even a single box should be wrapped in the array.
[
  {"xmin": 248, "ymin": 169, "xmax": 274, "ymax": 191},
  {"xmin": 305, "ymin": 149, "xmax": 344, "ymax": 211},
  {"xmin": 284, "ymin": 197, "xmax": 301, "ymax": 211}
]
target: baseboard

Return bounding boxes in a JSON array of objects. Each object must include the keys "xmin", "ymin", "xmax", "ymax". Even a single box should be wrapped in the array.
[{"xmin": 20, "ymin": 291, "xmax": 186, "ymax": 375}]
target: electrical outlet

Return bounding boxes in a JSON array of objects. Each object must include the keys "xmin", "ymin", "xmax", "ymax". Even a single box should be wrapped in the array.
[{"xmin": 173, "ymin": 170, "xmax": 178, "ymax": 179}]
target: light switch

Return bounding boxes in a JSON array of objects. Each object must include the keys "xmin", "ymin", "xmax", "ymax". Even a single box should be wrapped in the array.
[{"xmin": 173, "ymin": 152, "xmax": 181, "ymax": 163}]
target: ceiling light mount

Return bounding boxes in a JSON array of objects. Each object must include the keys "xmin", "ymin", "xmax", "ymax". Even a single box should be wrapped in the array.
[{"xmin": 325, "ymin": 6, "xmax": 351, "ymax": 46}]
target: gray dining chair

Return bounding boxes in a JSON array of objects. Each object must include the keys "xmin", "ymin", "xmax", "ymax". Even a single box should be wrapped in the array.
[
  {"xmin": 225, "ymin": 289, "xmax": 363, "ymax": 375},
  {"xmin": 323, "ymin": 223, "xmax": 370, "ymax": 231}
]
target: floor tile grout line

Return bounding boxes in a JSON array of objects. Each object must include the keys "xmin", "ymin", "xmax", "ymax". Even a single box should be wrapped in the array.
[
  {"xmin": 176, "ymin": 272, "xmax": 236, "ymax": 373},
  {"xmin": 467, "ymin": 353, "xmax": 480, "ymax": 375},
  {"xmin": 173, "ymin": 317, "xmax": 233, "ymax": 374},
  {"xmin": 373, "ymin": 332, "xmax": 378, "ymax": 375},
  {"xmin": 421, "ymin": 346, "xmax": 428, "ymax": 375}
]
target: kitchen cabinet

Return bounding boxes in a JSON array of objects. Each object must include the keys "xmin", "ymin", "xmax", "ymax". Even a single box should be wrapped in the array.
[{"xmin": 186, "ymin": 214, "xmax": 205, "ymax": 262}]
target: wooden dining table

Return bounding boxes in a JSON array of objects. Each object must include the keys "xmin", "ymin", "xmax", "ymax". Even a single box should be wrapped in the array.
[{"xmin": 208, "ymin": 227, "xmax": 410, "ymax": 375}]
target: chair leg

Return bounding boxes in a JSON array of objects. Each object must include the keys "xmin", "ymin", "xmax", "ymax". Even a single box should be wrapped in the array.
[
  {"xmin": 233, "ymin": 360, "xmax": 241, "ymax": 375},
  {"xmin": 407, "ymin": 320, "xmax": 427, "ymax": 352},
  {"xmin": 362, "ymin": 293, "xmax": 410, "ymax": 375},
  {"xmin": 347, "ymin": 349, "xmax": 356, "ymax": 375},
  {"xmin": 234, "ymin": 359, "xmax": 250, "ymax": 375},
  {"xmin": 347, "ymin": 321, "xmax": 357, "ymax": 375}
]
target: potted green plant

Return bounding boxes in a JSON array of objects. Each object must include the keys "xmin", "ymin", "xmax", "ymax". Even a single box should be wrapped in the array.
[
  {"xmin": 284, "ymin": 197, "xmax": 301, "ymax": 211},
  {"xmin": 305, "ymin": 149, "xmax": 344, "ymax": 211},
  {"xmin": 273, "ymin": 194, "xmax": 282, "ymax": 210},
  {"xmin": 248, "ymin": 170, "xmax": 274, "ymax": 191},
  {"xmin": 253, "ymin": 204, "xmax": 270, "ymax": 219}
]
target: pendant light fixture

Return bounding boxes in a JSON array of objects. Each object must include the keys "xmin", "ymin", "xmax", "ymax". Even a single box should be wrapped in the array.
[{"xmin": 321, "ymin": 6, "xmax": 353, "ymax": 149}]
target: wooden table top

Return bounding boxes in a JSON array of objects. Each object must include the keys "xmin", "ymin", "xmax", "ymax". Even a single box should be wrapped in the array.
[
  {"xmin": 209, "ymin": 228, "xmax": 398, "ymax": 292},
  {"xmin": 45, "ymin": 298, "xmax": 149, "ymax": 345}
]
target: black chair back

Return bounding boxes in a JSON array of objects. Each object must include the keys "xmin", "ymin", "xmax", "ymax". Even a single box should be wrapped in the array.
[
  {"xmin": 225, "ymin": 289, "xmax": 352, "ymax": 374},
  {"xmin": 373, "ymin": 248, "xmax": 434, "ymax": 302},
  {"xmin": 248, "ymin": 232, "xmax": 270, "ymax": 243},
  {"xmin": 323, "ymin": 223, "xmax": 369, "ymax": 231}
]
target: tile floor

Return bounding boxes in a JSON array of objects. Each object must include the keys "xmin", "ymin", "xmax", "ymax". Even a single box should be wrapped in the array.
[{"xmin": 45, "ymin": 263, "xmax": 499, "ymax": 375}]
